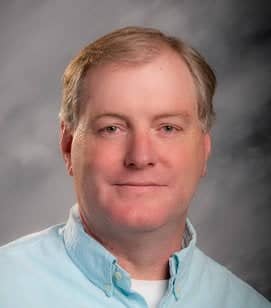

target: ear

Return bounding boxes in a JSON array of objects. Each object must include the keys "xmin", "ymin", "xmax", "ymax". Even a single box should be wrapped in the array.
[
  {"xmin": 201, "ymin": 133, "xmax": 211, "ymax": 177},
  {"xmin": 60, "ymin": 121, "xmax": 74, "ymax": 176}
]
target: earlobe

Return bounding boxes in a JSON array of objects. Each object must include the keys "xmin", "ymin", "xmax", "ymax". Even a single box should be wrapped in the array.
[{"xmin": 60, "ymin": 121, "xmax": 73, "ymax": 176}]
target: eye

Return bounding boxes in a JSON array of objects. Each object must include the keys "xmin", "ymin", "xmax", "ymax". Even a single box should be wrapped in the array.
[
  {"xmin": 160, "ymin": 124, "xmax": 181, "ymax": 134},
  {"xmin": 99, "ymin": 125, "xmax": 119, "ymax": 134},
  {"xmin": 96, "ymin": 125, "xmax": 128, "ymax": 137},
  {"xmin": 162, "ymin": 125, "xmax": 175, "ymax": 132},
  {"xmin": 104, "ymin": 126, "xmax": 118, "ymax": 133}
]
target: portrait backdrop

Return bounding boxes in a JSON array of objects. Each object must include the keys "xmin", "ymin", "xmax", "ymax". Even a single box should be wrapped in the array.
[{"xmin": 0, "ymin": 0, "xmax": 270, "ymax": 299}]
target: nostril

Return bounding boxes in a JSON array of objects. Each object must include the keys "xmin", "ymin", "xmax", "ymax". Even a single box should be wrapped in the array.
[
  {"xmin": 123, "ymin": 132, "xmax": 157, "ymax": 169},
  {"xmin": 124, "ymin": 160, "xmax": 155, "ymax": 170}
]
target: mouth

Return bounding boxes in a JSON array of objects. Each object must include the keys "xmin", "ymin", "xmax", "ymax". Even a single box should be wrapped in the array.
[
  {"xmin": 114, "ymin": 183, "xmax": 167, "ymax": 187},
  {"xmin": 113, "ymin": 183, "xmax": 167, "ymax": 194}
]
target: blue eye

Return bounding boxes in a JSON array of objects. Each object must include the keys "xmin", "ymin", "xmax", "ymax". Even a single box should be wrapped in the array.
[
  {"xmin": 162, "ymin": 125, "xmax": 175, "ymax": 132},
  {"xmin": 104, "ymin": 126, "xmax": 118, "ymax": 133},
  {"xmin": 159, "ymin": 124, "xmax": 183, "ymax": 135},
  {"xmin": 160, "ymin": 125, "xmax": 179, "ymax": 133},
  {"xmin": 98, "ymin": 125, "xmax": 122, "ymax": 136}
]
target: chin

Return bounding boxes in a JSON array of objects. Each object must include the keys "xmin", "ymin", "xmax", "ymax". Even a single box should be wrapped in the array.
[{"xmin": 106, "ymin": 200, "xmax": 178, "ymax": 232}]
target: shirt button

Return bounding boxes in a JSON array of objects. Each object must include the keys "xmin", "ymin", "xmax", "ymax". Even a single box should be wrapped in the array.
[
  {"xmin": 114, "ymin": 271, "xmax": 122, "ymax": 281},
  {"xmin": 175, "ymin": 285, "xmax": 181, "ymax": 296}
]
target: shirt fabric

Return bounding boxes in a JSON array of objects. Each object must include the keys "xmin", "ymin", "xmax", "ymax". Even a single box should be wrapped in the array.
[
  {"xmin": 131, "ymin": 279, "xmax": 168, "ymax": 308},
  {"xmin": 0, "ymin": 204, "xmax": 270, "ymax": 307}
]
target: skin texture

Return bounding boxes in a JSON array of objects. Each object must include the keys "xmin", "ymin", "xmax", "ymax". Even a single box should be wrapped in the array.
[{"xmin": 60, "ymin": 49, "xmax": 211, "ymax": 279}]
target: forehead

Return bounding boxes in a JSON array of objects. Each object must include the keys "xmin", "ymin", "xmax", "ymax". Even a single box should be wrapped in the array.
[{"xmin": 81, "ymin": 50, "xmax": 198, "ymax": 119}]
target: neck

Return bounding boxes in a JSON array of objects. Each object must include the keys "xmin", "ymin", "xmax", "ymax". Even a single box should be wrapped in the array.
[{"xmin": 80, "ymin": 212, "xmax": 186, "ymax": 280}]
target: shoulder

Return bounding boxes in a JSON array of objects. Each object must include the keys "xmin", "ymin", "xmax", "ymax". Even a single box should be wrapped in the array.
[
  {"xmin": 189, "ymin": 247, "xmax": 270, "ymax": 307},
  {"xmin": 0, "ymin": 224, "xmax": 73, "ymax": 297},
  {"xmin": 0, "ymin": 223, "xmax": 65, "ymax": 252},
  {"xmin": 0, "ymin": 224, "xmax": 66, "ymax": 271},
  {"xmin": 0, "ymin": 224, "xmax": 87, "ymax": 307}
]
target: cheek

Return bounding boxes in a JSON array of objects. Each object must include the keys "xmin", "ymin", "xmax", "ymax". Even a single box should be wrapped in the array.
[
  {"xmin": 168, "ymin": 141, "xmax": 206, "ymax": 186},
  {"xmin": 91, "ymin": 142, "xmax": 124, "ymax": 173},
  {"xmin": 71, "ymin": 140, "xmax": 124, "ymax": 209},
  {"xmin": 73, "ymin": 140, "xmax": 124, "ymax": 185}
]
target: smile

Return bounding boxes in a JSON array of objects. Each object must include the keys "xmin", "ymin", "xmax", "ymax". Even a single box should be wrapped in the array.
[
  {"xmin": 115, "ymin": 182, "xmax": 167, "ymax": 186},
  {"xmin": 114, "ymin": 183, "xmax": 167, "ymax": 193}
]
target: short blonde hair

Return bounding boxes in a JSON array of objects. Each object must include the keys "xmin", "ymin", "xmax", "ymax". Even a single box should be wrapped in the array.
[{"xmin": 60, "ymin": 26, "xmax": 216, "ymax": 132}]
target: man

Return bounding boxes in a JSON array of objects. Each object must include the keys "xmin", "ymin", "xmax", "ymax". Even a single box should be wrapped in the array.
[{"xmin": 0, "ymin": 26, "xmax": 270, "ymax": 307}]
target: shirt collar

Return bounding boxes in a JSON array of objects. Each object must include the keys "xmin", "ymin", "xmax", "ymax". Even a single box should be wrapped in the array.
[
  {"xmin": 170, "ymin": 219, "xmax": 197, "ymax": 300},
  {"xmin": 63, "ymin": 205, "xmax": 117, "ymax": 296},
  {"xmin": 63, "ymin": 204, "xmax": 196, "ymax": 298}
]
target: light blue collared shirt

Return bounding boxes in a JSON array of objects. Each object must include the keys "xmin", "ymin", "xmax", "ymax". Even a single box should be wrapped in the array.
[{"xmin": 0, "ymin": 205, "xmax": 270, "ymax": 307}]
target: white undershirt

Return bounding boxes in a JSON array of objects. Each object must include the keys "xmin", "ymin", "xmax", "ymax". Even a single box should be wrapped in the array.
[{"xmin": 131, "ymin": 279, "xmax": 168, "ymax": 308}]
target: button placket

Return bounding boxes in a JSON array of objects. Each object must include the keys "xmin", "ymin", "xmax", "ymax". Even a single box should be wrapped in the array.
[
  {"xmin": 104, "ymin": 283, "xmax": 113, "ymax": 297},
  {"xmin": 114, "ymin": 271, "xmax": 122, "ymax": 281}
]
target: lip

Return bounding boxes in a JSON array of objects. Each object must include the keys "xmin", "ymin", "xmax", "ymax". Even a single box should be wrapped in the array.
[
  {"xmin": 114, "ymin": 183, "xmax": 167, "ymax": 187},
  {"xmin": 114, "ymin": 183, "xmax": 166, "ymax": 194}
]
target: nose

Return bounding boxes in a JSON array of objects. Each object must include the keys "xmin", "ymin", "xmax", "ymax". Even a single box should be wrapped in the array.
[{"xmin": 124, "ymin": 131, "xmax": 157, "ymax": 169}]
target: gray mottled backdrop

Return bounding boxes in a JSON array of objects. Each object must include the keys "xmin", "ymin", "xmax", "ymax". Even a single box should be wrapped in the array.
[{"xmin": 0, "ymin": 0, "xmax": 270, "ymax": 300}]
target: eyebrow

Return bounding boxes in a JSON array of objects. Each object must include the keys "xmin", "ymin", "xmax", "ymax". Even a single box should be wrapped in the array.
[
  {"xmin": 92, "ymin": 113, "xmax": 129, "ymax": 122},
  {"xmin": 91, "ymin": 112, "xmax": 192, "ymax": 122},
  {"xmin": 152, "ymin": 112, "xmax": 192, "ymax": 122}
]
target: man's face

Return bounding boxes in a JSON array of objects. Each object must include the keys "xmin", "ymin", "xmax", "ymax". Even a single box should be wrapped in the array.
[{"xmin": 61, "ymin": 50, "xmax": 211, "ymax": 235}]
